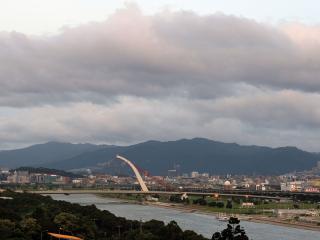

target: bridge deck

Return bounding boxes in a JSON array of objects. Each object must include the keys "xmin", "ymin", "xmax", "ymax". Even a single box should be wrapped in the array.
[{"xmin": 29, "ymin": 189, "xmax": 288, "ymax": 200}]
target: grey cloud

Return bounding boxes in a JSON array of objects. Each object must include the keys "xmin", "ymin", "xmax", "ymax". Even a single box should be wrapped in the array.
[
  {"xmin": 1, "ymin": 94, "xmax": 320, "ymax": 151},
  {"xmin": 0, "ymin": 6, "xmax": 320, "ymax": 106},
  {"xmin": 202, "ymin": 89, "xmax": 320, "ymax": 130},
  {"xmin": 1, "ymin": 6, "xmax": 320, "ymax": 151}
]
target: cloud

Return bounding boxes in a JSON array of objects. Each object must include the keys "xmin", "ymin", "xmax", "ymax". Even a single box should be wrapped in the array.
[
  {"xmin": 0, "ymin": 5, "xmax": 320, "ymax": 151},
  {"xmin": 1, "ymin": 92, "xmax": 320, "ymax": 151},
  {"xmin": 0, "ymin": 6, "xmax": 320, "ymax": 106}
]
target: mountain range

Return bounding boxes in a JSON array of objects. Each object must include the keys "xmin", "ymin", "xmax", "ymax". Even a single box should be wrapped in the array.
[{"xmin": 0, "ymin": 138, "xmax": 319, "ymax": 175}]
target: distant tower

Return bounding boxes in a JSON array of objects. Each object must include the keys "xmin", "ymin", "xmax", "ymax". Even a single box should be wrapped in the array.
[{"xmin": 174, "ymin": 163, "xmax": 181, "ymax": 176}]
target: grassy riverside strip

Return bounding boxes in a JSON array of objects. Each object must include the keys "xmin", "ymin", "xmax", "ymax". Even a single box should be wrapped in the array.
[{"xmin": 96, "ymin": 193, "xmax": 320, "ymax": 232}]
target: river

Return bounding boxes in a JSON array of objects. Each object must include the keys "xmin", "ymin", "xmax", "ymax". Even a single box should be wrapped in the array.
[{"xmin": 49, "ymin": 194, "xmax": 319, "ymax": 240}]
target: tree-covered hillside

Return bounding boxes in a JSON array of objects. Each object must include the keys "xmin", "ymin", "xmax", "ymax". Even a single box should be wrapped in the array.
[
  {"xmin": 0, "ymin": 191, "xmax": 207, "ymax": 240},
  {"xmin": 50, "ymin": 138, "xmax": 319, "ymax": 175},
  {"xmin": 0, "ymin": 142, "xmax": 104, "ymax": 168},
  {"xmin": 1, "ymin": 138, "xmax": 319, "ymax": 175}
]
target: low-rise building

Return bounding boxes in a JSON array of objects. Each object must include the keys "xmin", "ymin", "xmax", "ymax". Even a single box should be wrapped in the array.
[
  {"xmin": 191, "ymin": 171, "xmax": 199, "ymax": 178},
  {"xmin": 7, "ymin": 171, "xmax": 30, "ymax": 184},
  {"xmin": 241, "ymin": 202, "xmax": 254, "ymax": 208},
  {"xmin": 281, "ymin": 181, "xmax": 305, "ymax": 192}
]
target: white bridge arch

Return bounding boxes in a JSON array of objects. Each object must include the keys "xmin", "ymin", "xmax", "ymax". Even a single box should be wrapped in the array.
[{"xmin": 116, "ymin": 155, "xmax": 149, "ymax": 192}]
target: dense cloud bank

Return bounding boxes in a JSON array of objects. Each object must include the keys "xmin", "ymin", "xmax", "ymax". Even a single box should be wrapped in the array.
[{"xmin": 0, "ymin": 6, "xmax": 320, "ymax": 150}]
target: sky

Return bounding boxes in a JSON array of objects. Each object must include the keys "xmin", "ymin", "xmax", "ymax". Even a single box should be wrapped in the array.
[{"xmin": 0, "ymin": 1, "xmax": 320, "ymax": 151}]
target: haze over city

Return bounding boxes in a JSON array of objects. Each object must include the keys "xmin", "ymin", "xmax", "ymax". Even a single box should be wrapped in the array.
[{"xmin": 1, "ymin": 0, "xmax": 320, "ymax": 151}]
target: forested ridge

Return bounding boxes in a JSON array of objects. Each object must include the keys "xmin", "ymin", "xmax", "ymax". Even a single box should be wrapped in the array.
[{"xmin": 1, "ymin": 139, "xmax": 318, "ymax": 175}]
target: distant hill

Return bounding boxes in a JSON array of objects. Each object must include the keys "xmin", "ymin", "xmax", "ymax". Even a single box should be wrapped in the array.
[
  {"xmin": 46, "ymin": 145, "xmax": 126, "ymax": 171},
  {"xmin": 0, "ymin": 142, "xmax": 104, "ymax": 168},
  {"xmin": 47, "ymin": 138, "xmax": 319, "ymax": 175}
]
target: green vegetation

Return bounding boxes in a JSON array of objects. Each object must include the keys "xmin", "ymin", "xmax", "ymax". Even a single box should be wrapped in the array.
[
  {"xmin": 0, "ymin": 191, "xmax": 209, "ymax": 240},
  {"xmin": 98, "ymin": 192, "xmax": 319, "ymax": 217},
  {"xmin": 95, "ymin": 192, "xmax": 320, "ymax": 218},
  {"xmin": 212, "ymin": 217, "xmax": 249, "ymax": 240},
  {"xmin": 168, "ymin": 195, "xmax": 319, "ymax": 215}
]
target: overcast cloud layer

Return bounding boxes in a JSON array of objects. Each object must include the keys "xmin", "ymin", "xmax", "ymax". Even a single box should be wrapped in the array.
[{"xmin": 0, "ymin": 6, "xmax": 320, "ymax": 151}]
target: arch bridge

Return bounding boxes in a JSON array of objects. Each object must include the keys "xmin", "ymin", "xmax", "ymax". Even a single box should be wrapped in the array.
[{"xmin": 116, "ymin": 155, "xmax": 149, "ymax": 192}]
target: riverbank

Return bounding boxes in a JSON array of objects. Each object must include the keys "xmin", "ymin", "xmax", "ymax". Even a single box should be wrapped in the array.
[
  {"xmin": 95, "ymin": 193, "xmax": 320, "ymax": 232},
  {"xmin": 48, "ymin": 193, "xmax": 320, "ymax": 240},
  {"xmin": 142, "ymin": 201, "xmax": 320, "ymax": 232}
]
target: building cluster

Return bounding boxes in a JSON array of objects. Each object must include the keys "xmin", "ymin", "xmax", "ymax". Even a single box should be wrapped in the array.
[
  {"xmin": 279, "ymin": 177, "xmax": 320, "ymax": 193},
  {"xmin": 277, "ymin": 162, "xmax": 320, "ymax": 193},
  {"xmin": 164, "ymin": 168, "xmax": 320, "ymax": 193},
  {"xmin": 0, "ymin": 162, "xmax": 319, "ymax": 193},
  {"xmin": 2, "ymin": 170, "xmax": 71, "ymax": 185},
  {"xmin": 164, "ymin": 172, "xmax": 279, "ymax": 192}
]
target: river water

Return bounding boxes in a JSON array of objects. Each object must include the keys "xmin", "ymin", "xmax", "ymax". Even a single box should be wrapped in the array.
[{"xmin": 49, "ymin": 194, "xmax": 319, "ymax": 240}]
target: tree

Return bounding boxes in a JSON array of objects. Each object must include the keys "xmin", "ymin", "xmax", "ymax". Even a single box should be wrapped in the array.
[
  {"xmin": 208, "ymin": 201, "xmax": 216, "ymax": 207},
  {"xmin": 143, "ymin": 219, "xmax": 166, "ymax": 236},
  {"xmin": 216, "ymin": 202, "xmax": 224, "ymax": 208},
  {"xmin": 193, "ymin": 198, "xmax": 207, "ymax": 205},
  {"xmin": 54, "ymin": 212, "xmax": 79, "ymax": 232},
  {"xmin": 226, "ymin": 200, "xmax": 233, "ymax": 209},
  {"xmin": 0, "ymin": 191, "xmax": 207, "ymax": 240},
  {"xmin": 169, "ymin": 195, "xmax": 183, "ymax": 203},
  {"xmin": 0, "ymin": 219, "xmax": 16, "ymax": 239},
  {"xmin": 125, "ymin": 230, "xmax": 158, "ymax": 240},
  {"xmin": 183, "ymin": 230, "xmax": 207, "ymax": 240},
  {"xmin": 20, "ymin": 217, "xmax": 41, "ymax": 238},
  {"xmin": 212, "ymin": 217, "xmax": 249, "ymax": 240},
  {"xmin": 199, "ymin": 198, "xmax": 207, "ymax": 206},
  {"xmin": 165, "ymin": 221, "xmax": 183, "ymax": 240}
]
